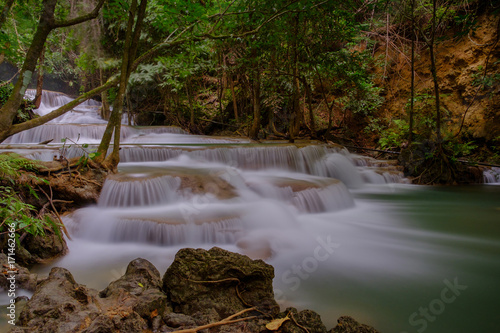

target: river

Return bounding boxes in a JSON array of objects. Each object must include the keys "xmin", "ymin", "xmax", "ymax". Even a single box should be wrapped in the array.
[{"xmin": 1, "ymin": 91, "xmax": 499, "ymax": 333}]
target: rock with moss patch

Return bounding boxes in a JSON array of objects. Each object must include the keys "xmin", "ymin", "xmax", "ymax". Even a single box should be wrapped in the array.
[{"xmin": 162, "ymin": 247, "xmax": 279, "ymax": 324}]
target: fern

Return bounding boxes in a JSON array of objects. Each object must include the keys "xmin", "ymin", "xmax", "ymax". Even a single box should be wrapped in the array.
[
  {"xmin": 0, "ymin": 152, "xmax": 41, "ymax": 179},
  {"xmin": 0, "ymin": 153, "xmax": 59, "ymax": 240}
]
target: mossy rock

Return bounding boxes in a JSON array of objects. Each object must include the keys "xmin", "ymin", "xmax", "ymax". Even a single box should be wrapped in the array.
[{"xmin": 162, "ymin": 247, "xmax": 279, "ymax": 323}]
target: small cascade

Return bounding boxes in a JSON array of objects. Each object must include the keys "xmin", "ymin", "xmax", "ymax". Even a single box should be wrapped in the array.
[
  {"xmin": 119, "ymin": 144, "xmax": 333, "ymax": 171},
  {"xmin": 245, "ymin": 173, "xmax": 354, "ymax": 213},
  {"xmin": 24, "ymin": 89, "xmax": 105, "ymax": 124},
  {"xmin": 110, "ymin": 218, "xmax": 243, "ymax": 245},
  {"xmin": 65, "ymin": 206, "xmax": 244, "ymax": 246},
  {"xmin": 133, "ymin": 126, "xmax": 188, "ymax": 135},
  {"xmin": 4, "ymin": 125, "xmax": 192, "ymax": 146},
  {"xmin": 4, "ymin": 124, "xmax": 117, "ymax": 144},
  {"xmin": 483, "ymin": 167, "xmax": 500, "ymax": 184},
  {"xmin": 312, "ymin": 153, "xmax": 365, "ymax": 188},
  {"xmin": 98, "ymin": 174, "xmax": 182, "ymax": 207}
]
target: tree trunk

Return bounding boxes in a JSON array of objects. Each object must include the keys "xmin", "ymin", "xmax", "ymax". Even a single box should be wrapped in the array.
[
  {"xmin": 289, "ymin": 14, "xmax": 301, "ymax": 139},
  {"xmin": 34, "ymin": 47, "xmax": 46, "ymax": 108},
  {"xmin": 186, "ymin": 81, "xmax": 196, "ymax": 129},
  {"xmin": 97, "ymin": 0, "xmax": 148, "ymax": 168},
  {"xmin": 249, "ymin": 70, "xmax": 261, "ymax": 140},
  {"xmin": 0, "ymin": 0, "xmax": 105, "ymax": 142},
  {"xmin": 99, "ymin": 68, "xmax": 111, "ymax": 120},
  {"xmin": 229, "ymin": 74, "xmax": 239, "ymax": 122},
  {"xmin": 430, "ymin": 0, "xmax": 442, "ymax": 147},
  {"xmin": 409, "ymin": 0, "xmax": 415, "ymax": 144},
  {"xmin": 0, "ymin": 0, "xmax": 56, "ymax": 137},
  {"xmin": 306, "ymin": 81, "xmax": 315, "ymax": 135}
]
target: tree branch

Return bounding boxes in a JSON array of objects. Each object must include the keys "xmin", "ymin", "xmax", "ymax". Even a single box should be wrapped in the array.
[
  {"xmin": 6, "ymin": 76, "xmax": 119, "ymax": 138},
  {"xmin": 53, "ymin": 0, "xmax": 106, "ymax": 28}
]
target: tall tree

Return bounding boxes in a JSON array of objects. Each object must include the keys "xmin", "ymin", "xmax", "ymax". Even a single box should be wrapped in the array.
[{"xmin": 97, "ymin": 0, "xmax": 148, "ymax": 168}]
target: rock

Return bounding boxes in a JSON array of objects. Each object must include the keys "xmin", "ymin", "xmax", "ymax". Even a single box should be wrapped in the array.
[
  {"xmin": 329, "ymin": 316, "xmax": 380, "ymax": 333},
  {"xmin": 9, "ymin": 250, "xmax": 382, "ymax": 333},
  {"xmin": 98, "ymin": 258, "xmax": 167, "ymax": 326},
  {"xmin": 20, "ymin": 231, "xmax": 68, "ymax": 265},
  {"xmin": 162, "ymin": 312, "xmax": 197, "ymax": 329},
  {"xmin": 162, "ymin": 247, "xmax": 280, "ymax": 323},
  {"xmin": 14, "ymin": 267, "xmax": 101, "ymax": 333},
  {"xmin": 0, "ymin": 254, "xmax": 38, "ymax": 292},
  {"xmin": 279, "ymin": 307, "xmax": 328, "ymax": 333}
]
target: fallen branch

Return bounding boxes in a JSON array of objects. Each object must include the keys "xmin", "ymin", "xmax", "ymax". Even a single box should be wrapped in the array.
[{"xmin": 173, "ymin": 307, "xmax": 257, "ymax": 333}]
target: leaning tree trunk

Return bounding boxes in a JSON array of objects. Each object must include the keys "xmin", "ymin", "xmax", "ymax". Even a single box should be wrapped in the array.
[
  {"xmin": 0, "ymin": 0, "xmax": 105, "ymax": 143},
  {"xmin": 0, "ymin": 0, "xmax": 56, "ymax": 139}
]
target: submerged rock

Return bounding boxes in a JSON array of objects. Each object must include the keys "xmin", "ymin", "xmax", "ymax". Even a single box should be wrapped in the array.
[{"xmin": 9, "ymin": 248, "xmax": 381, "ymax": 333}]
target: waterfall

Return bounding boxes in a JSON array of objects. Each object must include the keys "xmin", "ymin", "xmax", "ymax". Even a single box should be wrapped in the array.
[
  {"xmin": 98, "ymin": 174, "xmax": 182, "ymax": 207},
  {"xmin": 483, "ymin": 167, "xmax": 500, "ymax": 184},
  {"xmin": 3, "ymin": 89, "xmax": 411, "ymax": 249}
]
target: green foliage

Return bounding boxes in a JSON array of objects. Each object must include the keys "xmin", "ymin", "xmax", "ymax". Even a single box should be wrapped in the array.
[
  {"xmin": 0, "ymin": 82, "xmax": 13, "ymax": 106},
  {"xmin": 60, "ymin": 137, "xmax": 101, "ymax": 169},
  {"xmin": 471, "ymin": 65, "xmax": 500, "ymax": 93},
  {"xmin": 0, "ymin": 153, "xmax": 60, "ymax": 240},
  {"xmin": 378, "ymin": 119, "xmax": 409, "ymax": 150},
  {"xmin": 443, "ymin": 139, "xmax": 477, "ymax": 161}
]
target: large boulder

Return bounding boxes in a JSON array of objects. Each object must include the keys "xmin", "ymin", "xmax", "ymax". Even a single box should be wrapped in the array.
[{"xmin": 162, "ymin": 247, "xmax": 280, "ymax": 323}]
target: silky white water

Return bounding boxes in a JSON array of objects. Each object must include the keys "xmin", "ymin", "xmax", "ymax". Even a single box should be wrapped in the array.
[{"xmin": 1, "ymin": 91, "xmax": 499, "ymax": 333}]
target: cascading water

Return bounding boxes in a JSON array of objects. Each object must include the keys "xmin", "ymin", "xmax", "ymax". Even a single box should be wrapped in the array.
[{"xmin": 1, "ymin": 90, "xmax": 499, "ymax": 333}]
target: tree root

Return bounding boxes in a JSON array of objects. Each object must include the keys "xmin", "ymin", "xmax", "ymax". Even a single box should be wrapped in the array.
[
  {"xmin": 37, "ymin": 185, "xmax": 72, "ymax": 240},
  {"xmin": 189, "ymin": 277, "xmax": 256, "ymax": 310}
]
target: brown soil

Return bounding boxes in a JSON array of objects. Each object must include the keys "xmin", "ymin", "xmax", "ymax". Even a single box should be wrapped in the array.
[{"xmin": 378, "ymin": 13, "xmax": 500, "ymax": 142}]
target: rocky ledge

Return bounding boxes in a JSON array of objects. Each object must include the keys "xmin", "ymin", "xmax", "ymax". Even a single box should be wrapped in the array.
[{"xmin": 7, "ymin": 247, "xmax": 380, "ymax": 333}]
